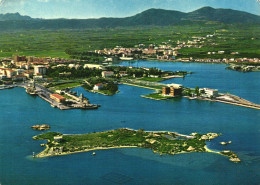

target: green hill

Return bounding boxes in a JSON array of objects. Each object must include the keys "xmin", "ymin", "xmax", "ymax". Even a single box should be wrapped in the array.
[
  {"xmin": 0, "ymin": 7, "xmax": 259, "ymax": 31},
  {"xmin": 0, "ymin": 12, "xmax": 32, "ymax": 21}
]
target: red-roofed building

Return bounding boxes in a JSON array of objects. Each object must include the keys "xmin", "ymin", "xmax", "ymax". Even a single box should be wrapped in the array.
[
  {"xmin": 50, "ymin": 94, "xmax": 66, "ymax": 103},
  {"xmin": 93, "ymin": 83, "xmax": 103, "ymax": 91},
  {"xmin": 102, "ymin": 71, "xmax": 114, "ymax": 78}
]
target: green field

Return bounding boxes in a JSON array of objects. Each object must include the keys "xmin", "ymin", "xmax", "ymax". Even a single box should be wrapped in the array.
[
  {"xmin": 0, "ymin": 24, "xmax": 259, "ymax": 59},
  {"xmin": 143, "ymin": 93, "xmax": 168, "ymax": 100},
  {"xmin": 49, "ymin": 82, "xmax": 82, "ymax": 90},
  {"xmin": 140, "ymin": 77, "xmax": 164, "ymax": 82}
]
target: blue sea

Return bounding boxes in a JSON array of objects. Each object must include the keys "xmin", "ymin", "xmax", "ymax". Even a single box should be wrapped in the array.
[{"xmin": 0, "ymin": 61, "xmax": 259, "ymax": 185}]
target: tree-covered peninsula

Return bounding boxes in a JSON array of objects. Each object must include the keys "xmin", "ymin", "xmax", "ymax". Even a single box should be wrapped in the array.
[{"xmin": 33, "ymin": 128, "xmax": 240, "ymax": 163}]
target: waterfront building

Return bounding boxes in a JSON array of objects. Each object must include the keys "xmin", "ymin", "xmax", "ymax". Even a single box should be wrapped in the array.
[
  {"xmin": 3, "ymin": 81, "xmax": 13, "ymax": 85},
  {"xmin": 201, "ymin": 88, "xmax": 219, "ymax": 98},
  {"xmin": 170, "ymin": 86, "xmax": 182, "ymax": 97},
  {"xmin": 34, "ymin": 66, "xmax": 47, "ymax": 75},
  {"xmin": 93, "ymin": 83, "xmax": 103, "ymax": 91},
  {"xmin": 162, "ymin": 87, "xmax": 170, "ymax": 95},
  {"xmin": 50, "ymin": 94, "xmax": 66, "ymax": 103},
  {"xmin": 162, "ymin": 86, "xmax": 182, "ymax": 97}
]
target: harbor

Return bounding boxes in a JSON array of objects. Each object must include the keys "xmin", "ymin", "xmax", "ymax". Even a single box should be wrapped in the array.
[
  {"xmin": 33, "ymin": 84, "xmax": 100, "ymax": 110},
  {"xmin": 0, "ymin": 62, "xmax": 259, "ymax": 185},
  {"xmin": 1, "ymin": 82, "xmax": 100, "ymax": 110}
]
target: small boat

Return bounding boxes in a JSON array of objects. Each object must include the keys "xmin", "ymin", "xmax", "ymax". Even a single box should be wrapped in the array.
[
  {"xmin": 92, "ymin": 152, "xmax": 96, "ymax": 156},
  {"xmin": 51, "ymin": 104, "xmax": 57, "ymax": 108}
]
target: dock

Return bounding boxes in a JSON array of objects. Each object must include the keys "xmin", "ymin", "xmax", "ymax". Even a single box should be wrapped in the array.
[
  {"xmin": 34, "ymin": 84, "xmax": 100, "ymax": 110},
  {"xmin": 196, "ymin": 95, "xmax": 260, "ymax": 110}
]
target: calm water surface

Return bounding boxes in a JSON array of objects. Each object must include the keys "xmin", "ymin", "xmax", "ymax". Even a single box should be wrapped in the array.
[{"xmin": 0, "ymin": 61, "xmax": 259, "ymax": 185}]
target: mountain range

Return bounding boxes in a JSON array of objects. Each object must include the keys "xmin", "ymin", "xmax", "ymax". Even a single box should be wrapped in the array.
[{"xmin": 0, "ymin": 7, "xmax": 259, "ymax": 30}]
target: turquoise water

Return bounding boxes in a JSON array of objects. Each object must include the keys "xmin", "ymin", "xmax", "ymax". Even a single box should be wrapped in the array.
[{"xmin": 0, "ymin": 62, "xmax": 259, "ymax": 184}]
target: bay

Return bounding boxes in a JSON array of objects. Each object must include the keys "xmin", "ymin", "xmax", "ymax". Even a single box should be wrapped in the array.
[{"xmin": 0, "ymin": 61, "xmax": 259, "ymax": 185}]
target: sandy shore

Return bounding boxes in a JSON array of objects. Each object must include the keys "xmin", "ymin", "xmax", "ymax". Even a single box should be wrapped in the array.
[
  {"xmin": 37, "ymin": 145, "xmax": 216, "ymax": 158},
  {"xmin": 36, "ymin": 146, "xmax": 138, "ymax": 158}
]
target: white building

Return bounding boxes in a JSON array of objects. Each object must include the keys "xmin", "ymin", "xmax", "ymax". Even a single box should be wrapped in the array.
[
  {"xmin": 201, "ymin": 88, "xmax": 218, "ymax": 98},
  {"xmin": 93, "ymin": 83, "xmax": 103, "ymax": 91},
  {"xmin": 84, "ymin": 64, "xmax": 103, "ymax": 69},
  {"xmin": 6, "ymin": 69, "xmax": 17, "ymax": 78},
  {"xmin": 68, "ymin": 64, "xmax": 76, "ymax": 68},
  {"xmin": 34, "ymin": 66, "xmax": 47, "ymax": 75}
]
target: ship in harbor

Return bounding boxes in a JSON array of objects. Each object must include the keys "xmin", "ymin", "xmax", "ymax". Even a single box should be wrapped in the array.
[{"xmin": 26, "ymin": 80, "xmax": 37, "ymax": 95}]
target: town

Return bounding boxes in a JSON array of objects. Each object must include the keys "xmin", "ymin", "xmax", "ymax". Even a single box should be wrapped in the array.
[
  {"xmin": 92, "ymin": 31, "xmax": 260, "ymax": 64},
  {"xmin": 0, "ymin": 55, "xmax": 188, "ymax": 110},
  {"xmin": 0, "ymin": 2, "xmax": 259, "ymax": 184},
  {"xmin": 1, "ymin": 54, "xmax": 260, "ymax": 110}
]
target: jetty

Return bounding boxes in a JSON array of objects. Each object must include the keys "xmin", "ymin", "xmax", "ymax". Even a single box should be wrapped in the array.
[
  {"xmin": 121, "ymin": 79, "xmax": 260, "ymax": 110},
  {"xmin": 31, "ymin": 83, "xmax": 99, "ymax": 110},
  {"xmin": 196, "ymin": 94, "xmax": 260, "ymax": 110}
]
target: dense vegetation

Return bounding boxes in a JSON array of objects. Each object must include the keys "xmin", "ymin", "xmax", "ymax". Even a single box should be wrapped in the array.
[
  {"xmin": 34, "ymin": 129, "xmax": 206, "ymax": 155},
  {"xmin": 34, "ymin": 129, "xmax": 240, "ymax": 162},
  {"xmin": 46, "ymin": 66, "xmax": 102, "ymax": 80},
  {"xmin": 83, "ymin": 77, "xmax": 118, "ymax": 95}
]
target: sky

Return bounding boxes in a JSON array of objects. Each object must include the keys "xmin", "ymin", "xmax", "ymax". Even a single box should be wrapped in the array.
[{"xmin": 0, "ymin": 0, "xmax": 259, "ymax": 19}]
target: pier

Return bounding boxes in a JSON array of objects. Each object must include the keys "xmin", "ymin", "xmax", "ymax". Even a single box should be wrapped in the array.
[
  {"xmin": 120, "ymin": 81, "xmax": 260, "ymax": 110},
  {"xmin": 1, "ymin": 82, "xmax": 99, "ymax": 110},
  {"xmin": 35, "ymin": 85, "xmax": 99, "ymax": 110},
  {"xmin": 196, "ymin": 95, "xmax": 260, "ymax": 110}
]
